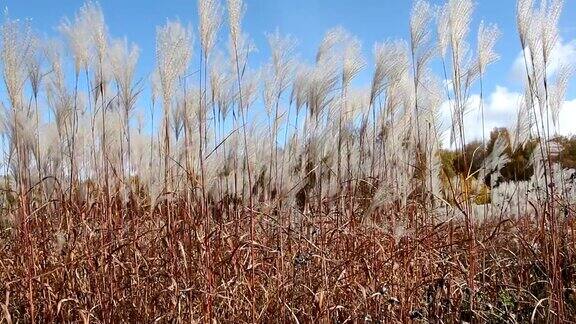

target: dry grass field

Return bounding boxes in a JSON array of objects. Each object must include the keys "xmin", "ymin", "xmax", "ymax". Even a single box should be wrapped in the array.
[{"xmin": 1, "ymin": 0, "xmax": 576, "ymax": 322}]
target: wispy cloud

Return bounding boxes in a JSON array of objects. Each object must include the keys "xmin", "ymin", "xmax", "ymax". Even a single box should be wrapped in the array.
[
  {"xmin": 511, "ymin": 37, "xmax": 576, "ymax": 83},
  {"xmin": 440, "ymin": 85, "xmax": 576, "ymax": 148},
  {"xmin": 439, "ymin": 86, "xmax": 522, "ymax": 147}
]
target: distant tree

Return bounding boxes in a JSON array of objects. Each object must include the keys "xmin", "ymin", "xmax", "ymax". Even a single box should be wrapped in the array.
[
  {"xmin": 553, "ymin": 135, "xmax": 576, "ymax": 169},
  {"xmin": 440, "ymin": 127, "xmax": 539, "ymax": 187}
]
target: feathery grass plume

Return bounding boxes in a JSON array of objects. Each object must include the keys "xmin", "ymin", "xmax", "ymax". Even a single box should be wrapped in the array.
[
  {"xmin": 475, "ymin": 21, "xmax": 500, "ymax": 211},
  {"xmin": 227, "ymin": 32, "xmax": 255, "ymax": 81},
  {"xmin": 308, "ymin": 28, "xmax": 348, "ymax": 122},
  {"xmin": 198, "ymin": 0, "xmax": 223, "ymax": 213},
  {"xmin": 150, "ymin": 68, "xmax": 161, "ymax": 109},
  {"xmin": 131, "ymin": 125, "xmax": 153, "ymax": 168},
  {"xmin": 45, "ymin": 40, "xmax": 71, "ymax": 130},
  {"xmin": 239, "ymin": 68, "xmax": 260, "ymax": 111},
  {"xmin": 1, "ymin": 105, "xmax": 37, "ymax": 160},
  {"xmin": 410, "ymin": 0, "xmax": 432, "ymax": 56},
  {"xmin": 523, "ymin": 13, "xmax": 544, "ymax": 82},
  {"xmin": 370, "ymin": 40, "xmax": 408, "ymax": 105},
  {"xmin": 109, "ymin": 38, "xmax": 140, "ymax": 112},
  {"xmin": 59, "ymin": 5, "xmax": 92, "ymax": 73},
  {"xmin": 43, "ymin": 39, "xmax": 64, "ymax": 86},
  {"xmin": 291, "ymin": 64, "xmax": 311, "ymax": 114},
  {"xmin": 109, "ymin": 37, "xmax": 140, "ymax": 180},
  {"xmin": 266, "ymin": 30, "xmax": 297, "ymax": 95},
  {"xmin": 95, "ymin": 99, "xmax": 124, "ymax": 164},
  {"xmin": 517, "ymin": 0, "xmax": 534, "ymax": 47},
  {"xmin": 82, "ymin": 2, "xmax": 107, "ymax": 62},
  {"xmin": 74, "ymin": 2, "xmax": 111, "ymax": 198},
  {"xmin": 307, "ymin": 61, "xmax": 339, "ymax": 121},
  {"xmin": 438, "ymin": 0, "xmax": 476, "ymax": 149},
  {"xmin": 540, "ymin": 0, "xmax": 563, "ymax": 61},
  {"xmin": 437, "ymin": 3, "xmax": 450, "ymax": 58},
  {"xmin": 227, "ymin": 0, "xmax": 244, "ymax": 47},
  {"xmin": 370, "ymin": 43, "xmax": 388, "ymax": 108},
  {"xmin": 408, "ymin": 0, "xmax": 436, "ymax": 200},
  {"xmin": 510, "ymin": 93, "xmax": 532, "ymax": 152},
  {"xmin": 199, "ymin": 0, "xmax": 222, "ymax": 58},
  {"xmin": 342, "ymin": 87, "xmax": 369, "ymax": 125},
  {"xmin": 549, "ymin": 65, "xmax": 572, "ymax": 129},
  {"xmin": 227, "ymin": 0, "xmax": 256, "ymax": 216},
  {"xmin": 447, "ymin": 0, "xmax": 474, "ymax": 59},
  {"xmin": 109, "ymin": 39, "xmax": 140, "ymax": 122},
  {"xmin": 416, "ymin": 73, "xmax": 443, "ymax": 153},
  {"xmin": 441, "ymin": 0, "xmax": 475, "ymax": 105},
  {"xmin": 336, "ymin": 31, "xmax": 364, "ymax": 201},
  {"xmin": 206, "ymin": 55, "xmax": 228, "ymax": 186},
  {"xmin": 71, "ymin": 94, "xmax": 90, "ymax": 171},
  {"xmin": 262, "ymin": 67, "xmax": 276, "ymax": 117},
  {"xmin": 91, "ymin": 51, "xmax": 113, "ymax": 104},
  {"xmin": 316, "ymin": 27, "xmax": 345, "ymax": 64},
  {"xmin": 264, "ymin": 30, "xmax": 297, "ymax": 190},
  {"xmin": 342, "ymin": 36, "xmax": 364, "ymax": 89},
  {"xmin": 149, "ymin": 68, "xmax": 161, "ymax": 173},
  {"xmin": 436, "ymin": 0, "xmax": 483, "ymax": 300},
  {"xmin": 1, "ymin": 99, "xmax": 36, "ymax": 205},
  {"xmin": 182, "ymin": 88, "xmax": 201, "ymax": 138},
  {"xmin": 409, "ymin": 0, "xmax": 434, "ymax": 105},
  {"xmin": 283, "ymin": 62, "xmax": 309, "ymax": 187},
  {"xmin": 156, "ymin": 21, "xmax": 192, "ymax": 110},
  {"xmin": 529, "ymin": 142, "xmax": 547, "ymax": 185},
  {"xmin": 209, "ymin": 53, "xmax": 233, "ymax": 119},
  {"xmin": 155, "ymin": 19, "xmax": 192, "ymax": 187},
  {"xmin": 1, "ymin": 12, "xmax": 33, "ymax": 111},
  {"xmin": 172, "ymin": 96, "xmax": 186, "ymax": 142},
  {"xmin": 516, "ymin": 0, "xmax": 548, "ymax": 110},
  {"xmin": 516, "ymin": 0, "xmax": 564, "ymax": 253},
  {"xmin": 44, "ymin": 39, "xmax": 75, "ymax": 183},
  {"xmin": 409, "ymin": 15, "xmax": 433, "ymax": 72},
  {"xmin": 36, "ymin": 122, "xmax": 63, "ymax": 175},
  {"xmin": 477, "ymin": 22, "xmax": 500, "ymax": 76},
  {"xmin": 24, "ymin": 33, "xmax": 44, "ymax": 179},
  {"xmin": 479, "ymin": 133, "xmax": 511, "ymax": 187},
  {"xmin": 175, "ymin": 92, "xmax": 197, "ymax": 191},
  {"xmin": 26, "ymin": 34, "xmax": 44, "ymax": 100}
]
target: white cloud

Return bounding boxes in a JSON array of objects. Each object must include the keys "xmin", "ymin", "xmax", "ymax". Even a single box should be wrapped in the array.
[
  {"xmin": 558, "ymin": 99, "xmax": 576, "ymax": 136},
  {"xmin": 439, "ymin": 87, "xmax": 576, "ymax": 148},
  {"xmin": 438, "ymin": 36, "xmax": 576, "ymax": 148},
  {"xmin": 511, "ymin": 38, "xmax": 576, "ymax": 83},
  {"xmin": 439, "ymin": 86, "xmax": 521, "ymax": 148}
]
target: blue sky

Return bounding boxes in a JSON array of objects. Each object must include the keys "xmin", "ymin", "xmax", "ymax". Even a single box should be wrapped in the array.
[{"xmin": 3, "ymin": 0, "xmax": 576, "ymax": 141}]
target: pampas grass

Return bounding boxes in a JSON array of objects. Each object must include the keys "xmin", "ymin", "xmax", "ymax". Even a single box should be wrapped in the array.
[{"xmin": 1, "ymin": 0, "xmax": 576, "ymax": 322}]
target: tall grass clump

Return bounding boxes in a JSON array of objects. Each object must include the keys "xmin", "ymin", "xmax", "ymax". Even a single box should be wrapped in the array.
[{"xmin": 1, "ymin": 0, "xmax": 576, "ymax": 322}]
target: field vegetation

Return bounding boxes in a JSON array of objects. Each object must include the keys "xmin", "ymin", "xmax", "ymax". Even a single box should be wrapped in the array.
[{"xmin": 1, "ymin": 0, "xmax": 576, "ymax": 322}]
